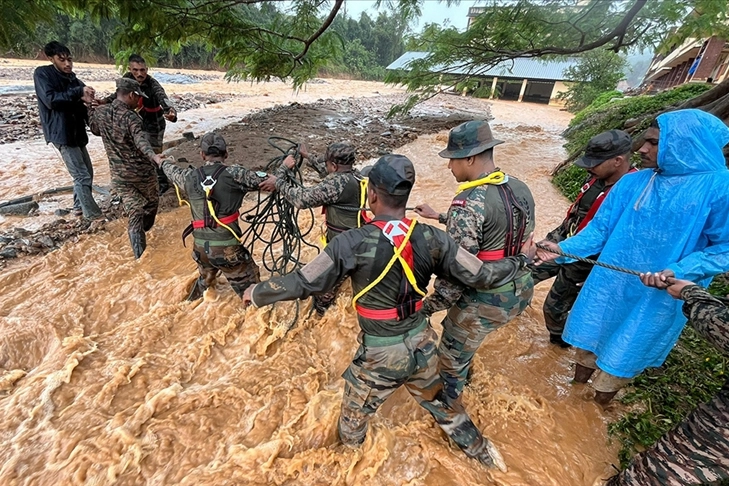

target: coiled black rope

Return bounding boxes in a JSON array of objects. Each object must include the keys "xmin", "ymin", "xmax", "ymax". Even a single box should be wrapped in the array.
[
  {"xmin": 239, "ymin": 137, "xmax": 320, "ymax": 277},
  {"xmin": 536, "ymin": 243, "xmax": 642, "ymax": 276}
]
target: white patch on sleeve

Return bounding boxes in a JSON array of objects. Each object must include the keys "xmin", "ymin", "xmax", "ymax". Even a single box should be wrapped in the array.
[
  {"xmin": 300, "ymin": 252, "xmax": 335, "ymax": 283},
  {"xmin": 456, "ymin": 248, "xmax": 482, "ymax": 275}
]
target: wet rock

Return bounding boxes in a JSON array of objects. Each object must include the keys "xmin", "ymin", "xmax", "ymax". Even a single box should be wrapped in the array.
[
  {"xmin": 0, "ymin": 201, "xmax": 39, "ymax": 216},
  {"xmin": 38, "ymin": 235, "xmax": 55, "ymax": 248},
  {"xmin": 380, "ymin": 131, "xmax": 391, "ymax": 137},
  {"xmin": 0, "ymin": 247, "xmax": 17, "ymax": 259}
]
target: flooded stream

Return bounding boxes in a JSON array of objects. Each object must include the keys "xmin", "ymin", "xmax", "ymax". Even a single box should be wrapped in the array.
[{"xmin": 0, "ymin": 77, "xmax": 620, "ymax": 484}]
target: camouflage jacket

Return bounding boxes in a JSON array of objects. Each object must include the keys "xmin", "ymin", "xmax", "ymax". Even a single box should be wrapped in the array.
[
  {"xmin": 425, "ymin": 174, "xmax": 536, "ymax": 314},
  {"xmin": 104, "ymin": 73, "xmax": 175, "ymax": 135},
  {"xmin": 251, "ymin": 215, "xmax": 528, "ymax": 337},
  {"xmin": 89, "ymin": 99, "xmax": 157, "ymax": 183},
  {"xmin": 682, "ymin": 285, "xmax": 729, "ymax": 355},
  {"xmin": 274, "ymin": 165, "xmax": 361, "ymax": 209}
]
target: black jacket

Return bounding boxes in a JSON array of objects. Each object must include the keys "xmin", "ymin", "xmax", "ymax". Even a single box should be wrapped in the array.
[{"xmin": 33, "ymin": 65, "xmax": 89, "ymax": 147}]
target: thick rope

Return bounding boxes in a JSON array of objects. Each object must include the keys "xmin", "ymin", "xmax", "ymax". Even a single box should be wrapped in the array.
[{"xmin": 536, "ymin": 243, "xmax": 643, "ymax": 277}]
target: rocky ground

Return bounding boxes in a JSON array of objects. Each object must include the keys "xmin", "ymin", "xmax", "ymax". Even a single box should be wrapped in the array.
[{"xmin": 0, "ymin": 91, "xmax": 490, "ymax": 267}]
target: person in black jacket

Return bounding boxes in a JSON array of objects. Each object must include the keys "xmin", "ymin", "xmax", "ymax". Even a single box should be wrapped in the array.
[{"xmin": 33, "ymin": 41, "xmax": 101, "ymax": 219}]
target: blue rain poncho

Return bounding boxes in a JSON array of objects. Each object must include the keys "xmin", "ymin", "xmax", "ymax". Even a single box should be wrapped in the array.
[{"xmin": 560, "ymin": 109, "xmax": 729, "ymax": 378}]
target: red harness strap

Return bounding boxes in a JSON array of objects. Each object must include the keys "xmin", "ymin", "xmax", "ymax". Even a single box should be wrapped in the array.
[
  {"xmin": 476, "ymin": 249, "xmax": 505, "ymax": 261},
  {"xmin": 356, "ymin": 301, "xmax": 423, "ymax": 320},
  {"xmin": 191, "ymin": 211, "xmax": 239, "ymax": 229},
  {"xmin": 573, "ymin": 168, "xmax": 638, "ymax": 234},
  {"xmin": 142, "ymin": 105, "xmax": 163, "ymax": 113}
]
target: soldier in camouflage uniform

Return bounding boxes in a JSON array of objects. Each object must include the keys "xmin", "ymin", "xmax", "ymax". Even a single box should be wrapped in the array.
[
  {"xmin": 531, "ymin": 130, "xmax": 635, "ymax": 348},
  {"xmin": 270, "ymin": 142, "xmax": 366, "ymax": 315},
  {"xmin": 244, "ymin": 154, "xmax": 537, "ymax": 469},
  {"xmin": 415, "ymin": 120, "xmax": 535, "ymax": 403},
  {"xmin": 89, "ymin": 78, "xmax": 163, "ymax": 259},
  {"xmin": 605, "ymin": 277, "xmax": 729, "ymax": 485},
  {"xmin": 160, "ymin": 132, "xmax": 275, "ymax": 300},
  {"xmin": 99, "ymin": 54, "xmax": 177, "ymax": 193}
]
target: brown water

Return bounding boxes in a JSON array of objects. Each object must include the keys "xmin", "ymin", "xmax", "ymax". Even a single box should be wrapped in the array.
[{"xmin": 0, "ymin": 92, "xmax": 620, "ymax": 484}]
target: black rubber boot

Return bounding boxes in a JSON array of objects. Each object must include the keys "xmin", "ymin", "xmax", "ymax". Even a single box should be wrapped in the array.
[
  {"xmin": 186, "ymin": 278, "xmax": 205, "ymax": 301},
  {"xmin": 156, "ymin": 166, "xmax": 171, "ymax": 195},
  {"xmin": 142, "ymin": 212, "xmax": 157, "ymax": 232},
  {"xmin": 129, "ymin": 230, "xmax": 147, "ymax": 259},
  {"xmin": 549, "ymin": 333, "xmax": 572, "ymax": 348},
  {"xmin": 574, "ymin": 363, "xmax": 596, "ymax": 383},
  {"xmin": 594, "ymin": 390, "xmax": 619, "ymax": 407}
]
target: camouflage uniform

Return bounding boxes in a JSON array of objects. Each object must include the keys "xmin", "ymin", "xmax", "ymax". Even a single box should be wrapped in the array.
[
  {"xmin": 250, "ymin": 213, "xmax": 530, "ymax": 463},
  {"xmin": 275, "ymin": 144, "xmax": 364, "ymax": 314},
  {"xmin": 89, "ymin": 97, "xmax": 159, "ymax": 258},
  {"xmin": 162, "ymin": 158, "xmax": 266, "ymax": 298},
  {"xmin": 104, "ymin": 73, "xmax": 176, "ymax": 191},
  {"xmin": 607, "ymin": 285, "xmax": 729, "ymax": 486},
  {"xmin": 425, "ymin": 175, "xmax": 536, "ymax": 402}
]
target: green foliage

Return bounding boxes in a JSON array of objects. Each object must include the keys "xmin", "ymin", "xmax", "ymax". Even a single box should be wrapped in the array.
[
  {"xmin": 608, "ymin": 309, "xmax": 727, "ymax": 468},
  {"xmin": 557, "ymin": 50, "xmax": 627, "ymax": 113},
  {"xmin": 570, "ymin": 90, "xmax": 624, "ymax": 126},
  {"xmin": 563, "ymin": 84, "xmax": 712, "ymax": 161},
  {"xmin": 552, "ymin": 164, "xmax": 589, "ymax": 201}
]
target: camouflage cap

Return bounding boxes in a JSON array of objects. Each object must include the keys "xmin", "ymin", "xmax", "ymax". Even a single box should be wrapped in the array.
[
  {"xmin": 326, "ymin": 142, "xmax": 356, "ymax": 165},
  {"xmin": 367, "ymin": 154, "xmax": 415, "ymax": 196},
  {"xmin": 115, "ymin": 77, "xmax": 148, "ymax": 98},
  {"xmin": 200, "ymin": 132, "xmax": 227, "ymax": 156},
  {"xmin": 576, "ymin": 130, "xmax": 632, "ymax": 169},
  {"xmin": 439, "ymin": 120, "xmax": 503, "ymax": 159}
]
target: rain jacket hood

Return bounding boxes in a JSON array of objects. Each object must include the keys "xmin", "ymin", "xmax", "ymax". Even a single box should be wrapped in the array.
[{"xmin": 558, "ymin": 109, "xmax": 729, "ymax": 378}]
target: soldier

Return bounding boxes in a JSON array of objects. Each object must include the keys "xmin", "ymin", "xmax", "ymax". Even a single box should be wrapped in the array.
[
  {"xmin": 160, "ymin": 132, "xmax": 275, "ymax": 300},
  {"xmin": 415, "ymin": 120, "xmax": 535, "ymax": 404},
  {"xmin": 89, "ymin": 78, "xmax": 163, "ymax": 259},
  {"xmin": 243, "ymin": 154, "xmax": 537, "ymax": 469},
  {"xmin": 98, "ymin": 54, "xmax": 177, "ymax": 193},
  {"xmin": 269, "ymin": 142, "xmax": 367, "ymax": 315},
  {"xmin": 606, "ymin": 277, "xmax": 729, "ymax": 485},
  {"xmin": 531, "ymin": 130, "xmax": 635, "ymax": 348},
  {"xmin": 33, "ymin": 41, "xmax": 102, "ymax": 219}
]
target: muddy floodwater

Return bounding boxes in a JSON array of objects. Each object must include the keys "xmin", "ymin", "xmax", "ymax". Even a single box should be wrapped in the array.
[{"xmin": 1, "ymin": 64, "xmax": 620, "ymax": 485}]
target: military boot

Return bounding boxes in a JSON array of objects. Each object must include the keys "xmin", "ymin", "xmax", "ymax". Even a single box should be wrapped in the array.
[
  {"xmin": 142, "ymin": 212, "xmax": 157, "ymax": 232},
  {"xmin": 550, "ymin": 333, "xmax": 572, "ymax": 348},
  {"xmin": 129, "ymin": 230, "xmax": 147, "ymax": 259},
  {"xmin": 466, "ymin": 436, "xmax": 507, "ymax": 472},
  {"xmin": 186, "ymin": 278, "xmax": 205, "ymax": 302}
]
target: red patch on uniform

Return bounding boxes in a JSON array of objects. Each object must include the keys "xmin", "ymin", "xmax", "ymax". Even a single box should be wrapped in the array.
[{"xmin": 450, "ymin": 199, "xmax": 467, "ymax": 208}]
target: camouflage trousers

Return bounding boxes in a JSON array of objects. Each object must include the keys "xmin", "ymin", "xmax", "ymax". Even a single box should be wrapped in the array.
[
  {"xmin": 192, "ymin": 243, "xmax": 260, "ymax": 297},
  {"xmin": 530, "ymin": 259, "xmax": 593, "ymax": 337},
  {"xmin": 438, "ymin": 272, "xmax": 534, "ymax": 402},
  {"xmin": 113, "ymin": 176, "xmax": 159, "ymax": 258},
  {"xmin": 607, "ymin": 382, "xmax": 729, "ymax": 485},
  {"xmin": 340, "ymin": 321, "xmax": 491, "ymax": 459}
]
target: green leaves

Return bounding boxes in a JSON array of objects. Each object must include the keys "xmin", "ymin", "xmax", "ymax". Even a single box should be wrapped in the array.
[{"xmin": 558, "ymin": 50, "xmax": 628, "ymax": 113}]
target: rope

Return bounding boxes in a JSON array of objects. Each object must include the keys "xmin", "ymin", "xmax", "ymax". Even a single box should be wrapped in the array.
[
  {"xmin": 239, "ymin": 136, "xmax": 319, "ymax": 276},
  {"xmin": 536, "ymin": 243, "xmax": 643, "ymax": 276}
]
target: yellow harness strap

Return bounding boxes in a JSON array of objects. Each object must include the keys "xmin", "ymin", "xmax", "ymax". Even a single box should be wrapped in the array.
[
  {"xmin": 455, "ymin": 171, "xmax": 506, "ymax": 195},
  {"xmin": 357, "ymin": 178, "xmax": 369, "ymax": 227},
  {"xmin": 174, "ymin": 184, "xmax": 191, "ymax": 208},
  {"xmin": 203, "ymin": 186, "xmax": 244, "ymax": 243},
  {"xmin": 351, "ymin": 219, "xmax": 426, "ymax": 310}
]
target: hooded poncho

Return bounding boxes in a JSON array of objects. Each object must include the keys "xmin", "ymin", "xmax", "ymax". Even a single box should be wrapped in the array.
[{"xmin": 560, "ymin": 109, "xmax": 729, "ymax": 378}]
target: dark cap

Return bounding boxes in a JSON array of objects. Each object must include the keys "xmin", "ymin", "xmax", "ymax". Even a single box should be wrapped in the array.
[
  {"xmin": 200, "ymin": 132, "xmax": 227, "ymax": 156},
  {"xmin": 576, "ymin": 130, "xmax": 632, "ymax": 168},
  {"xmin": 438, "ymin": 120, "xmax": 504, "ymax": 159},
  {"xmin": 116, "ymin": 77, "xmax": 148, "ymax": 98},
  {"xmin": 367, "ymin": 154, "xmax": 415, "ymax": 196}
]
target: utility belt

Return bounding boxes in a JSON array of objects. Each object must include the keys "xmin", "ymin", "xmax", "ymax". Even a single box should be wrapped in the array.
[
  {"xmin": 360, "ymin": 319, "xmax": 428, "ymax": 347},
  {"xmin": 355, "ymin": 300, "xmax": 423, "ymax": 321}
]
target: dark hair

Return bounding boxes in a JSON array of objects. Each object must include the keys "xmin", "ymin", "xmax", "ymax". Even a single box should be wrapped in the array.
[
  {"xmin": 326, "ymin": 142, "xmax": 356, "ymax": 165},
  {"xmin": 44, "ymin": 41, "xmax": 71, "ymax": 58},
  {"xmin": 649, "ymin": 119, "xmax": 659, "ymax": 129},
  {"xmin": 128, "ymin": 54, "xmax": 146, "ymax": 64},
  {"xmin": 371, "ymin": 183, "xmax": 409, "ymax": 208}
]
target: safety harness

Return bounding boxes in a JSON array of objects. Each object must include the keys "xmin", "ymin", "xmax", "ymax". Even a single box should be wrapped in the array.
[
  {"xmin": 453, "ymin": 171, "xmax": 529, "ymax": 261},
  {"xmin": 320, "ymin": 175, "xmax": 370, "ymax": 246},
  {"xmin": 179, "ymin": 166, "xmax": 243, "ymax": 245},
  {"xmin": 566, "ymin": 168, "xmax": 637, "ymax": 236},
  {"xmin": 351, "ymin": 218, "xmax": 427, "ymax": 321}
]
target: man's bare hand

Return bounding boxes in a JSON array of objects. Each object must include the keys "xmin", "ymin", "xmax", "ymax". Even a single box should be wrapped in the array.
[
  {"xmin": 82, "ymin": 86, "xmax": 95, "ymax": 104},
  {"xmin": 165, "ymin": 108, "xmax": 177, "ymax": 122},
  {"xmin": 534, "ymin": 240, "xmax": 560, "ymax": 265},
  {"xmin": 283, "ymin": 155, "xmax": 297, "ymax": 170},
  {"xmin": 665, "ymin": 278, "xmax": 694, "ymax": 299},
  {"xmin": 520, "ymin": 233, "xmax": 536, "ymax": 261},
  {"xmin": 414, "ymin": 204, "xmax": 440, "ymax": 220},
  {"xmin": 242, "ymin": 286, "xmax": 253, "ymax": 307},
  {"xmin": 639, "ymin": 269, "xmax": 676, "ymax": 291},
  {"xmin": 298, "ymin": 143, "xmax": 309, "ymax": 160},
  {"xmin": 259, "ymin": 175, "xmax": 276, "ymax": 192},
  {"xmin": 152, "ymin": 154, "xmax": 165, "ymax": 166}
]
